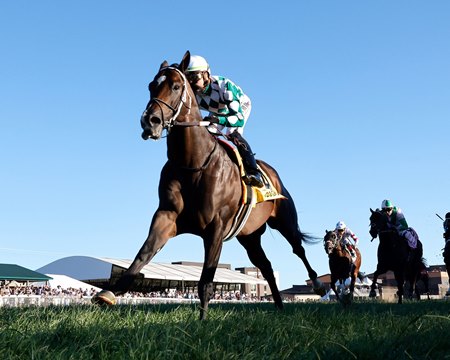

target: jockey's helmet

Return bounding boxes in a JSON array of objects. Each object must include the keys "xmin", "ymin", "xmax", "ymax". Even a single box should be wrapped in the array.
[
  {"xmin": 186, "ymin": 55, "xmax": 210, "ymax": 74},
  {"xmin": 335, "ymin": 221, "xmax": 346, "ymax": 231},
  {"xmin": 381, "ymin": 199, "xmax": 393, "ymax": 210},
  {"xmin": 446, "ymin": 212, "xmax": 450, "ymax": 219}
]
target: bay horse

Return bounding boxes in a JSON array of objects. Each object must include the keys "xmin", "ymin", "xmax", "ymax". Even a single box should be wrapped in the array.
[
  {"xmin": 368, "ymin": 208, "xmax": 426, "ymax": 303},
  {"xmin": 93, "ymin": 51, "xmax": 324, "ymax": 319},
  {"xmin": 324, "ymin": 230, "xmax": 362, "ymax": 305}
]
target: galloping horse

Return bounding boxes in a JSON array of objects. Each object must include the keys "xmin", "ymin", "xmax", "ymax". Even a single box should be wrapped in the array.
[
  {"xmin": 93, "ymin": 51, "xmax": 324, "ymax": 319},
  {"xmin": 324, "ymin": 230, "xmax": 362, "ymax": 304},
  {"xmin": 368, "ymin": 208, "xmax": 425, "ymax": 303}
]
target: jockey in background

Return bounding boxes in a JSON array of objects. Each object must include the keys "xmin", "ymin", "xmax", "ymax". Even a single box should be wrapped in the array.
[
  {"xmin": 335, "ymin": 221, "xmax": 358, "ymax": 260},
  {"xmin": 184, "ymin": 54, "xmax": 264, "ymax": 188},
  {"xmin": 381, "ymin": 199, "xmax": 419, "ymax": 250}
]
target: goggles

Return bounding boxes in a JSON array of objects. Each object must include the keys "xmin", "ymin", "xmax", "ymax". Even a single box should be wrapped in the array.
[{"xmin": 186, "ymin": 71, "xmax": 204, "ymax": 82}]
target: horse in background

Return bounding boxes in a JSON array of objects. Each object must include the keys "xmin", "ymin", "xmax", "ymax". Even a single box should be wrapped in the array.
[
  {"xmin": 369, "ymin": 208, "xmax": 426, "ymax": 303},
  {"xmin": 93, "ymin": 51, "xmax": 325, "ymax": 319},
  {"xmin": 324, "ymin": 230, "xmax": 362, "ymax": 305},
  {"xmin": 443, "ymin": 219, "xmax": 450, "ymax": 296}
]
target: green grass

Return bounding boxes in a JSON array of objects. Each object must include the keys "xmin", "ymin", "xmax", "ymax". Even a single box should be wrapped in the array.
[{"xmin": 0, "ymin": 301, "xmax": 449, "ymax": 359}]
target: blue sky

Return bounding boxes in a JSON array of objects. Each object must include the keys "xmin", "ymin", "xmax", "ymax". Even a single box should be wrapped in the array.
[{"xmin": 1, "ymin": 1, "xmax": 449, "ymax": 290}]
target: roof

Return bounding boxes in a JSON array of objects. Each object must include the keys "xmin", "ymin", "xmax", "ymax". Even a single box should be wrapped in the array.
[
  {"xmin": 281, "ymin": 285, "xmax": 315, "ymax": 295},
  {"xmin": 102, "ymin": 257, "xmax": 266, "ymax": 284},
  {"xmin": 0, "ymin": 264, "xmax": 52, "ymax": 281},
  {"xmin": 36, "ymin": 256, "xmax": 266, "ymax": 285},
  {"xmin": 34, "ymin": 274, "xmax": 102, "ymax": 291}
]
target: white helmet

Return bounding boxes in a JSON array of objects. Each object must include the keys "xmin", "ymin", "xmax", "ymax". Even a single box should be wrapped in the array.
[
  {"xmin": 381, "ymin": 199, "xmax": 394, "ymax": 209},
  {"xmin": 335, "ymin": 221, "xmax": 346, "ymax": 230},
  {"xmin": 186, "ymin": 55, "xmax": 210, "ymax": 73}
]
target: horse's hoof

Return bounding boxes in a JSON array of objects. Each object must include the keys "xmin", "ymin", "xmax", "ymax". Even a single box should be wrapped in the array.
[
  {"xmin": 314, "ymin": 286, "xmax": 327, "ymax": 297},
  {"xmin": 342, "ymin": 293, "xmax": 353, "ymax": 306},
  {"xmin": 92, "ymin": 290, "xmax": 117, "ymax": 306},
  {"xmin": 312, "ymin": 280, "xmax": 326, "ymax": 297}
]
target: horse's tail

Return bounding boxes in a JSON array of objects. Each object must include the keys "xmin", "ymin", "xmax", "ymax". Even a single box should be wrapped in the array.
[
  {"xmin": 420, "ymin": 257, "xmax": 428, "ymax": 268},
  {"xmin": 298, "ymin": 227, "xmax": 322, "ymax": 245}
]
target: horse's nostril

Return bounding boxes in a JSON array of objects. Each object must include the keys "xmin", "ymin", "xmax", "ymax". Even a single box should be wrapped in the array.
[{"xmin": 150, "ymin": 116, "xmax": 162, "ymax": 125}]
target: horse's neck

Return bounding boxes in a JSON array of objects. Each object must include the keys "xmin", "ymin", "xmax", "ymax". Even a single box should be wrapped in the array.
[
  {"xmin": 379, "ymin": 231, "xmax": 401, "ymax": 247},
  {"xmin": 334, "ymin": 244, "xmax": 346, "ymax": 257},
  {"xmin": 167, "ymin": 113, "xmax": 217, "ymax": 170}
]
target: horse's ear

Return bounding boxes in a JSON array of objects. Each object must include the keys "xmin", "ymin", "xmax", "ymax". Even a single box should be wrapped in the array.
[
  {"xmin": 370, "ymin": 208, "xmax": 374, "ymax": 214},
  {"xmin": 160, "ymin": 60, "xmax": 169, "ymax": 70},
  {"xmin": 179, "ymin": 51, "xmax": 191, "ymax": 73}
]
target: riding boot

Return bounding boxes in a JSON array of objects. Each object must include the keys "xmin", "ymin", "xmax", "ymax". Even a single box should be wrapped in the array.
[
  {"xmin": 347, "ymin": 245, "xmax": 356, "ymax": 260},
  {"xmin": 228, "ymin": 132, "xmax": 264, "ymax": 188}
]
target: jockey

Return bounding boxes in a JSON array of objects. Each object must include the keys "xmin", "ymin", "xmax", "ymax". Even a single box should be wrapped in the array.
[
  {"xmin": 335, "ymin": 221, "xmax": 358, "ymax": 259},
  {"xmin": 184, "ymin": 54, "xmax": 264, "ymax": 188},
  {"xmin": 444, "ymin": 212, "xmax": 450, "ymax": 240},
  {"xmin": 381, "ymin": 199, "xmax": 418, "ymax": 249}
]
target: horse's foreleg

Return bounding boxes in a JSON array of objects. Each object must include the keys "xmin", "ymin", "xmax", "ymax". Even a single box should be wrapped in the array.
[
  {"xmin": 393, "ymin": 271, "xmax": 404, "ymax": 304},
  {"xmin": 330, "ymin": 276, "xmax": 340, "ymax": 302},
  {"xmin": 110, "ymin": 210, "xmax": 177, "ymax": 295},
  {"xmin": 237, "ymin": 228, "xmax": 284, "ymax": 310},
  {"xmin": 198, "ymin": 232, "xmax": 224, "ymax": 321},
  {"xmin": 349, "ymin": 273, "xmax": 357, "ymax": 295}
]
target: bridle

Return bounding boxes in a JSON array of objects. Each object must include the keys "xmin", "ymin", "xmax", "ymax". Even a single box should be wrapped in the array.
[
  {"xmin": 146, "ymin": 66, "xmax": 219, "ymax": 172},
  {"xmin": 147, "ymin": 66, "xmax": 193, "ymax": 132},
  {"xmin": 143, "ymin": 66, "xmax": 221, "ymax": 138},
  {"xmin": 370, "ymin": 210, "xmax": 397, "ymax": 241},
  {"xmin": 325, "ymin": 232, "xmax": 339, "ymax": 253}
]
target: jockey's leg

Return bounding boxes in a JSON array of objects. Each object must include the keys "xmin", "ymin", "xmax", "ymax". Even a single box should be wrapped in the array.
[
  {"xmin": 347, "ymin": 244, "xmax": 356, "ymax": 258},
  {"xmin": 227, "ymin": 131, "xmax": 264, "ymax": 188}
]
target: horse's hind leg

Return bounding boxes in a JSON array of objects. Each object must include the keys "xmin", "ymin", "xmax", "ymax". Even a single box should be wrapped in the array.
[
  {"xmin": 369, "ymin": 270, "xmax": 380, "ymax": 298},
  {"xmin": 268, "ymin": 209, "xmax": 324, "ymax": 295},
  {"xmin": 237, "ymin": 224, "xmax": 283, "ymax": 310}
]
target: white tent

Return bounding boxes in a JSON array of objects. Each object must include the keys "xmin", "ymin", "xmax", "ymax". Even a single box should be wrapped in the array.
[{"xmin": 35, "ymin": 274, "xmax": 101, "ymax": 292}]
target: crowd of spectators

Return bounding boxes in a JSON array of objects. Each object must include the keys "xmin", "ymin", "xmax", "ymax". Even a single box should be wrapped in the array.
[
  {"xmin": 0, "ymin": 283, "xmax": 263, "ymax": 303},
  {"xmin": 0, "ymin": 284, "xmax": 98, "ymax": 298}
]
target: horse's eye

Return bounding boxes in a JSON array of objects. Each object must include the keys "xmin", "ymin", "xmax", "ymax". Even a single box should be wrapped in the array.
[{"xmin": 173, "ymin": 84, "xmax": 180, "ymax": 91}]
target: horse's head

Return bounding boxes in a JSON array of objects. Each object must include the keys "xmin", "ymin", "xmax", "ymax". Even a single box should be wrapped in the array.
[
  {"xmin": 140, "ymin": 51, "xmax": 196, "ymax": 140},
  {"xmin": 369, "ymin": 208, "xmax": 389, "ymax": 239},
  {"xmin": 324, "ymin": 230, "xmax": 339, "ymax": 255}
]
